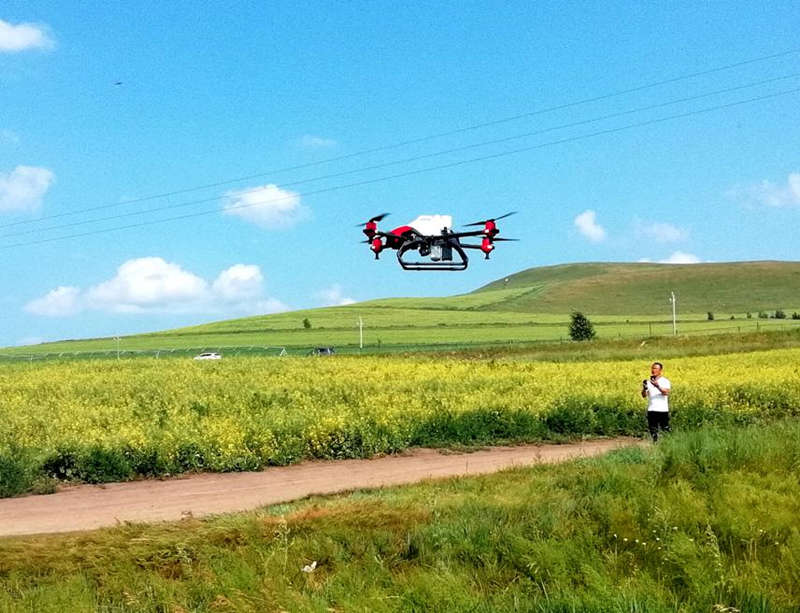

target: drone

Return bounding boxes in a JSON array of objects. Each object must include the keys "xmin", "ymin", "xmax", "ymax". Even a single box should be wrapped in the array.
[{"xmin": 359, "ymin": 212, "xmax": 518, "ymax": 271}]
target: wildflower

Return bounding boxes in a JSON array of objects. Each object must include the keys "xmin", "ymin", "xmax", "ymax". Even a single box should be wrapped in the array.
[{"xmin": 301, "ymin": 561, "xmax": 317, "ymax": 573}]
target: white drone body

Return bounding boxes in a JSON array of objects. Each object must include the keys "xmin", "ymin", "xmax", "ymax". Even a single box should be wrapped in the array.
[{"xmin": 405, "ymin": 214, "xmax": 453, "ymax": 235}]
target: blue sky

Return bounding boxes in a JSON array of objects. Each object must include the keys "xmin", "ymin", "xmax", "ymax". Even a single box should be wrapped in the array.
[{"xmin": 1, "ymin": 1, "xmax": 799, "ymax": 347}]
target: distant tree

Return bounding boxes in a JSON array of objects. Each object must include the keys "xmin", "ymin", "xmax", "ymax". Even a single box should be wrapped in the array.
[
  {"xmin": 707, "ymin": 311, "xmax": 714, "ymax": 321},
  {"xmin": 729, "ymin": 315, "xmax": 735, "ymax": 320},
  {"xmin": 746, "ymin": 312, "xmax": 752, "ymax": 319},
  {"xmin": 792, "ymin": 312, "xmax": 800, "ymax": 320},
  {"xmin": 303, "ymin": 318, "xmax": 312, "ymax": 329},
  {"xmin": 774, "ymin": 309, "xmax": 786, "ymax": 320},
  {"xmin": 569, "ymin": 312, "xmax": 596, "ymax": 341},
  {"xmin": 758, "ymin": 311, "xmax": 769, "ymax": 319}
]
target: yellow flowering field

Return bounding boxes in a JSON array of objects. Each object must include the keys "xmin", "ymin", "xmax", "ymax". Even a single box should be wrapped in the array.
[{"xmin": 1, "ymin": 349, "xmax": 799, "ymax": 495}]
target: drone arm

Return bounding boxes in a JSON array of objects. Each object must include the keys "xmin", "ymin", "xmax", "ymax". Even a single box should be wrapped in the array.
[{"xmin": 448, "ymin": 230, "xmax": 488, "ymax": 239}]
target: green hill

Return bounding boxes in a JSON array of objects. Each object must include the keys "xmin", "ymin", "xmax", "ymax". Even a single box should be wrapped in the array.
[
  {"xmin": 5, "ymin": 261, "xmax": 799, "ymax": 356},
  {"xmin": 473, "ymin": 260, "xmax": 800, "ymax": 315}
]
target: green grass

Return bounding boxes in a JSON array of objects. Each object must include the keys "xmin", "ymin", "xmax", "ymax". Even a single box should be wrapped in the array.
[
  {"xmin": 477, "ymin": 261, "xmax": 800, "ymax": 315},
  {"xmin": 4, "ymin": 307, "xmax": 798, "ymax": 358},
  {"xmin": 1, "ymin": 420, "xmax": 798, "ymax": 611},
  {"xmin": 445, "ymin": 327, "xmax": 800, "ymax": 363}
]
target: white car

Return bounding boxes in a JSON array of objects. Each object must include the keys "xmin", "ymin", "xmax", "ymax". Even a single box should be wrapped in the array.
[{"xmin": 193, "ymin": 352, "xmax": 222, "ymax": 360}]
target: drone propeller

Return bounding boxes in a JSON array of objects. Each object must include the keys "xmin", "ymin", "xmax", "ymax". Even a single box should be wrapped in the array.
[
  {"xmin": 463, "ymin": 211, "xmax": 517, "ymax": 227},
  {"xmin": 492, "ymin": 237, "xmax": 520, "ymax": 242},
  {"xmin": 354, "ymin": 212, "xmax": 390, "ymax": 227}
]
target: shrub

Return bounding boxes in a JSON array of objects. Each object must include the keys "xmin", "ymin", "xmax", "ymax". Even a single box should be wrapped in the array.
[
  {"xmin": 707, "ymin": 312, "xmax": 714, "ymax": 321},
  {"xmin": 774, "ymin": 309, "xmax": 786, "ymax": 320},
  {"xmin": 302, "ymin": 318, "xmax": 312, "ymax": 329},
  {"xmin": 758, "ymin": 311, "xmax": 769, "ymax": 319},
  {"xmin": 792, "ymin": 312, "xmax": 800, "ymax": 320},
  {"xmin": 569, "ymin": 312, "xmax": 596, "ymax": 341},
  {"xmin": 0, "ymin": 446, "xmax": 35, "ymax": 497}
]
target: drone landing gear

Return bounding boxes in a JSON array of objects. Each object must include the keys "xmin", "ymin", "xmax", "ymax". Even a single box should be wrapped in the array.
[{"xmin": 397, "ymin": 240, "xmax": 469, "ymax": 271}]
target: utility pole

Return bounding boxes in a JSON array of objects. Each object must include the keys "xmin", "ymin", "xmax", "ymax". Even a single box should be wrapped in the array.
[
  {"xmin": 358, "ymin": 317, "xmax": 363, "ymax": 350},
  {"xmin": 669, "ymin": 292, "xmax": 677, "ymax": 336}
]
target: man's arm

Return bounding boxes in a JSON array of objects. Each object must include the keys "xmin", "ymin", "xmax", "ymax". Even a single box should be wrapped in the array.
[{"xmin": 652, "ymin": 380, "xmax": 670, "ymax": 395}]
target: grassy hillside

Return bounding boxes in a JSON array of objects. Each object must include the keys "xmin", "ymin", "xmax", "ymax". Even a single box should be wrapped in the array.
[{"xmin": 476, "ymin": 260, "xmax": 800, "ymax": 315}]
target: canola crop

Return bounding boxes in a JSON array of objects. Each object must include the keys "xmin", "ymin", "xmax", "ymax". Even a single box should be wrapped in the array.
[{"xmin": 1, "ymin": 349, "xmax": 799, "ymax": 496}]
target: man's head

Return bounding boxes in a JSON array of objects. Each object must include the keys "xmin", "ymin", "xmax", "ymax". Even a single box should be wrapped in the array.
[{"xmin": 651, "ymin": 362, "xmax": 663, "ymax": 376}]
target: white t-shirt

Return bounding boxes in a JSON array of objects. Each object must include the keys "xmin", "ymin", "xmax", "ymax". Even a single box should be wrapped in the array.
[{"xmin": 646, "ymin": 376, "xmax": 671, "ymax": 412}]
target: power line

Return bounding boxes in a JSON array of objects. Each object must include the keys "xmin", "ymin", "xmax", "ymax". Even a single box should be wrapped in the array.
[
  {"xmin": 3, "ymin": 85, "xmax": 798, "ymax": 250},
  {"xmin": 1, "ymin": 47, "xmax": 798, "ymax": 231},
  {"xmin": 3, "ymin": 72, "xmax": 798, "ymax": 241}
]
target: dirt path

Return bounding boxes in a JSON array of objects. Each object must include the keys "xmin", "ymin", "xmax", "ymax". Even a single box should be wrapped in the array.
[{"xmin": 0, "ymin": 438, "xmax": 641, "ymax": 537}]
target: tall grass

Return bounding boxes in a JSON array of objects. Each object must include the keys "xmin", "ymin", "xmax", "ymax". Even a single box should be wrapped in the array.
[{"xmin": 1, "ymin": 421, "xmax": 798, "ymax": 611}]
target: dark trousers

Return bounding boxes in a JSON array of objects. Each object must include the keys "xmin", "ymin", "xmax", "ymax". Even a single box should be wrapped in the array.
[{"xmin": 647, "ymin": 411, "xmax": 671, "ymax": 441}]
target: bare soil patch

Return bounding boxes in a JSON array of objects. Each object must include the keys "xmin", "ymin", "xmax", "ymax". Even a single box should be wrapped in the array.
[{"xmin": 0, "ymin": 438, "xmax": 641, "ymax": 537}]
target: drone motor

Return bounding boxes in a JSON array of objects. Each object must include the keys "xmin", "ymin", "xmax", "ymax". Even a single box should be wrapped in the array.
[
  {"xmin": 480, "ymin": 236, "xmax": 495, "ymax": 258},
  {"xmin": 370, "ymin": 237, "xmax": 384, "ymax": 258}
]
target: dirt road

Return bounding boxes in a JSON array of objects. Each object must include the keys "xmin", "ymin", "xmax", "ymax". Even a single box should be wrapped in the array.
[{"xmin": 0, "ymin": 438, "xmax": 640, "ymax": 537}]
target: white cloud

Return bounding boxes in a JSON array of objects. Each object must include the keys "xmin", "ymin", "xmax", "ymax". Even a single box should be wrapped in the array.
[
  {"xmin": 212, "ymin": 264, "xmax": 263, "ymax": 302},
  {"xmin": 316, "ymin": 284, "xmax": 356, "ymax": 307},
  {"xmin": 727, "ymin": 172, "xmax": 800, "ymax": 208},
  {"xmin": 573, "ymin": 209, "xmax": 606, "ymax": 242},
  {"xmin": 0, "ymin": 19, "xmax": 54, "ymax": 52},
  {"xmin": 26, "ymin": 257, "xmax": 290, "ymax": 318},
  {"xmin": 299, "ymin": 135, "xmax": 337, "ymax": 149},
  {"xmin": 24, "ymin": 286, "xmax": 81, "ymax": 317},
  {"xmin": 85, "ymin": 257, "xmax": 209, "ymax": 313},
  {"xmin": 222, "ymin": 184, "xmax": 309, "ymax": 229},
  {"xmin": 658, "ymin": 251, "xmax": 701, "ymax": 264},
  {"xmin": 0, "ymin": 165, "xmax": 55, "ymax": 213},
  {"xmin": 633, "ymin": 219, "xmax": 688, "ymax": 243}
]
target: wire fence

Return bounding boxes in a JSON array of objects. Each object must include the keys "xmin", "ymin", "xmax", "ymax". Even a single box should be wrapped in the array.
[
  {"xmin": 1, "ymin": 320, "xmax": 799, "ymax": 362},
  {"xmin": 0, "ymin": 346, "xmax": 288, "ymax": 362}
]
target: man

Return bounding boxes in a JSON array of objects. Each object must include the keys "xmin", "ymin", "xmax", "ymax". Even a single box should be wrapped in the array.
[{"xmin": 641, "ymin": 361, "xmax": 671, "ymax": 441}]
